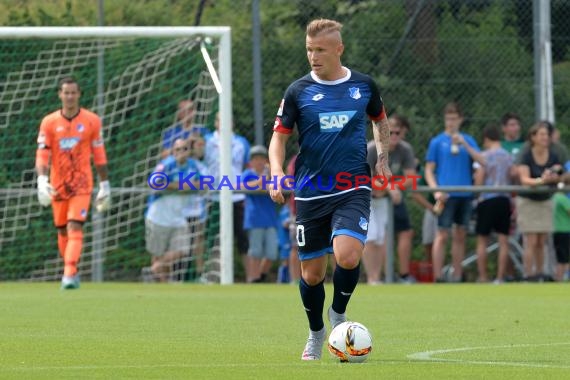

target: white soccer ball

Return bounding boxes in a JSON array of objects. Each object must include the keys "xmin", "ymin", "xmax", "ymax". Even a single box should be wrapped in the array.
[{"xmin": 327, "ymin": 321, "xmax": 372, "ymax": 363}]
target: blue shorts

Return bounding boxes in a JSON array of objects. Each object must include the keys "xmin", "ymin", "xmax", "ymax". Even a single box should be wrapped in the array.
[
  {"xmin": 438, "ymin": 197, "xmax": 473, "ymax": 229},
  {"xmin": 295, "ymin": 189, "xmax": 370, "ymax": 261}
]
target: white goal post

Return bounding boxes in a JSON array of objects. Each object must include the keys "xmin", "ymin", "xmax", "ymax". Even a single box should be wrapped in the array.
[{"xmin": 0, "ymin": 27, "xmax": 235, "ymax": 285}]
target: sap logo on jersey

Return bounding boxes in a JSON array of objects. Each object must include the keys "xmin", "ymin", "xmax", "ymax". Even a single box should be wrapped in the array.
[
  {"xmin": 319, "ymin": 111, "xmax": 356, "ymax": 132},
  {"xmin": 59, "ymin": 137, "xmax": 80, "ymax": 150}
]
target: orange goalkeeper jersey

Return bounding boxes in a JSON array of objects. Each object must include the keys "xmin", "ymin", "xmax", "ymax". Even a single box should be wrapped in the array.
[{"xmin": 36, "ymin": 108, "xmax": 108, "ymax": 200}]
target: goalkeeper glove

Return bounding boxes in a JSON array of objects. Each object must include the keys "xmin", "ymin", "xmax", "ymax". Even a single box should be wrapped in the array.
[
  {"xmin": 95, "ymin": 180, "xmax": 111, "ymax": 213},
  {"xmin": 37, "ymin": 175, "xmax": 54, "ymax": 207}
]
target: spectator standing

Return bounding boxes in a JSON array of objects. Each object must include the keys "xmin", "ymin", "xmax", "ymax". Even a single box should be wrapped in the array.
[
  {"xmin": 146, "ymin": 139, "xmax": 201, "ymax": 282},
  {"xmin": 425, "ymin": 102, "xmax": 484, "ymax": 282},
  {"xmin": 366, "ymin": 116, "xmax": 418, "ymax": 283},
  {"xmin": 552, "ymin": 187, "xmax": 570, "ymax": 281},
  {"xmin": 243, "ymin": 145, "xmax": 279, "ymax": 283},
  {"xmin": 516, "ymin": 123, "xmax": 562, "ymax": 281},
  {"xmin": 500, "ymin": 112, "xmax": 525, "ymax": 159},
  {"xmin": 473, "ymin": 124, "xmax": 515, "ymax": 283}
]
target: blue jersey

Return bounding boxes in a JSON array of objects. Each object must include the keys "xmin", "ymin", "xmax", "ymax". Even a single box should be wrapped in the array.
[
  {"xmin": 146, "ymin": 155, "xmax": 203, "ymax": 209},
  {"xmin": 162, "ymin": 123, "xmax": 206, "ymax": 150},
  {"xmin": 425, "ymin": 132, "xmax": 480, "ymax": 198},
  {"xmin": 273, "ymin": 68, "xmax": 384, "ymax": 200}
]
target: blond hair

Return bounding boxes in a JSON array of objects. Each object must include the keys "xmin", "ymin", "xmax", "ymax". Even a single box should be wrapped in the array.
[{"xmin": 306, "ymin": 19, "xmax": 343, "ymax": 38}]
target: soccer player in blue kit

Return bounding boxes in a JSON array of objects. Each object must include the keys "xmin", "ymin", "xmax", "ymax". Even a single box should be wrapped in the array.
[{"xmin": 268, "ymin": 18, "xmax": 392, "ymax": 360}]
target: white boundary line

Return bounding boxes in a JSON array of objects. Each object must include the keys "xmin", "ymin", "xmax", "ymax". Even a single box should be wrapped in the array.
[{"xmin": 407, "ymin": 342, "xmax": 570, "ymax": 369}]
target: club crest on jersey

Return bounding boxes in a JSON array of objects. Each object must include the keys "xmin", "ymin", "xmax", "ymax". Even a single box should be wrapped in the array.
[
  {"xmin": 59, "ymin": 137, "xmax": 80, "ymax": 150},
  {"xmin": 359, "ymin": 217, "xmax": 368, "ymax": 231},
  {"xmin": 77, "ymin": 124, "xmax": 85, "ymax": 133},
  {"xmin": 319, "ymin": 111, "xmax": 356, "ymax": 132},
  {"xmin": 349, "ymin": 87, "xmax": 361, "ymax": 100}
]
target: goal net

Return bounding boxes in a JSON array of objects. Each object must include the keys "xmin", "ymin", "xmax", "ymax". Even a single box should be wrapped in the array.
[{"xmin": 0, "ymin": 27, "xmax": 234, "ymax": 284}]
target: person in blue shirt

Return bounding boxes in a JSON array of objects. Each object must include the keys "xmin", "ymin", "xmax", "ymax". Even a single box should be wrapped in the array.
[
  {"xmin": 243, "ymin": 145, "xmax": 279, "ymax": 283},
  {"xmin": 268, "ymin": 19, "xmax": 392, "ymax": 361},
  {"xmin": 145, "ymin": 138, "xmax": 202, "ymax": 282},
  {"xmin": 276, "ymin": 203, "xmax": 292, "ymax": 284},
  {"xmin": 161, "ymin": 99, "xmax": 206, "ymax": 159},
  {"xmin": 425, "ymin": 102, "xmax": 484, "ymax": 282}
]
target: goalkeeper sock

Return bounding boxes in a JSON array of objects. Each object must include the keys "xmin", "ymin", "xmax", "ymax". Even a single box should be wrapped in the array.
[
  {"xmin": 331, "ymin": 264, "xmax": 360, "ymax": 314},
  {"xmin": 299, "ymin": 278, "xmax": 325, "ymax": 332},
  {"xmin": 63, "ymin": 229, "xmax": 83, "ymax": 277},
  {"xmin": 57, "ymin": 232, "xmax": 68, "ymax": 259}
]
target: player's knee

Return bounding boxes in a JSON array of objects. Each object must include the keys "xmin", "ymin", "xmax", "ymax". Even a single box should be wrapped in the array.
[
  {"xmin": 301, "ymin": 270, "xmax": 324, "ymax": 286},
  {"xmin": 67, "ymin": 221, "xmax": 83, "ymax": 232},
  {"xmin": 57, "ymin": 227, "xmax": 67, "ymax": 237},
  {"xmin": 336, "ymin": 251, "xmax": 360, "ymax": 270}
]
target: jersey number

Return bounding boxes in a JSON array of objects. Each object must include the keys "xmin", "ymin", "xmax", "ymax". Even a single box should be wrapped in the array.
[{"xmin": 296, "ymin": 224, "xmax": 305, "ymax": 247}]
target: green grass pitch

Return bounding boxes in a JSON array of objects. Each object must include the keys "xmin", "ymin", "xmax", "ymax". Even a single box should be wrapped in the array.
[{"xmin": 0, "ymin": 283, "xmax": 569, "ymax": 379}]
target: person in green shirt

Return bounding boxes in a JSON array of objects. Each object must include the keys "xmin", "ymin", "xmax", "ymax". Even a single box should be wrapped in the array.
[
  {"xmin": 500, "ymin": 112, "xmax": 525, "ymax": 159},
  {"xmin": 553, "ymin": 170, "xmax": 570, "ymax": 281}
]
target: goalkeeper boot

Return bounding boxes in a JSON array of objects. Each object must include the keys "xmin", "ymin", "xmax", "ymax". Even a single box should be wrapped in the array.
[
  {"xmin": 328, "ymin": 306, "xmax": 347, "ymax": 330},
  {"xmin": 301, "ymin": 326, "xmax": 326, "ymax": 361},
  {"xmin": 61, "ymin": 275, "xmax": 80, "ymax": 290}
]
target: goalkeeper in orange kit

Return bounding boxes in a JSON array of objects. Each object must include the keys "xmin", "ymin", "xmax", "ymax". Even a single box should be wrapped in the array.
[{"xmin": 35, "ymin": 77, "xmax": 111, "ymax": 289}]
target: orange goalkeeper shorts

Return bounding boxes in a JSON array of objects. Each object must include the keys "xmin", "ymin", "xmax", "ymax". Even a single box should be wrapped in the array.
[{"xmin": 52, "ymin": 195, "xmax": 91, "ymax": 228}]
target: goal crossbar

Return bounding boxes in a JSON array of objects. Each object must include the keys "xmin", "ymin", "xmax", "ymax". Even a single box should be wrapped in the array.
[{"xmin": 0, "ymin": 26, "xmax": 230, "ymax": 38}]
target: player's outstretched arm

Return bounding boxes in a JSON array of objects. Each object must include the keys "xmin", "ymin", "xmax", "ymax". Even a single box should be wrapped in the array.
[
  {"xmin": 372, "ymin": 116, "xmax": 392, "ymax": 182},
  {"xmin": 268, "ymin": 131, "xmax": 290, "ymax": 204}
]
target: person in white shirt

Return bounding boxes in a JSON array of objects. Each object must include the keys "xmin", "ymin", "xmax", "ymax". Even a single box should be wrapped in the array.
[{"xmin": 146, "ymin": 139, "xmax": 202, "ymax": 282}]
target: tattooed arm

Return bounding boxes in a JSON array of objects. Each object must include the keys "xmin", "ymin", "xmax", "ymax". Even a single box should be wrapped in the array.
[{"xmin": 372, "ymin": 116, "xmax": 392, "ymax": 182}]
